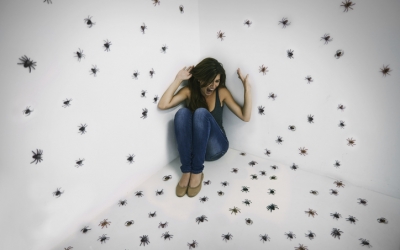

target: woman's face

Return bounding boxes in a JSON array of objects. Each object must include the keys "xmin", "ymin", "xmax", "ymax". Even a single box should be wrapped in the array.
[{"xmin": 200, "ymin": 74, "xmax": 220, "ymax": 97}]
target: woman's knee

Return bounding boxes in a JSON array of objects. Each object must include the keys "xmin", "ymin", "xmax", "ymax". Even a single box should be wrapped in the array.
[{"xmin": 175, "ymin": 107, "xmax": 191, "ymax": 119}]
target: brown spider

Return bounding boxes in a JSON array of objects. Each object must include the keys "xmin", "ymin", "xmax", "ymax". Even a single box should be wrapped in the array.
[
  {"xmin": 229, "ymin": 206, "xmax": 241, "ymax": 215},
  {"xmin": 163, "ymin": 175, "xmax": 172, "ymax": 181},
  {"xmin": 259, "ymin": 64, "xmax": 269, "ymax": 75},
  {"xmin": 188, "ymin": 240, "xmax": 198, "ymax": 249},
  {"xmin": 240, "ymin": 152, "xmax": 246, "ymax": 156},
  {"xmin": 347, "ymin": 137, "xmax": 356, "ymax": 146},
  {"xmin": 18, "ymin": 55, "xmax": 37, "ymax": 73},
  {"xmin": 337, "ymin": 104, "xmax": 346, "ymax": 111},
  {"xmin": 341, "ymin": 0, "xmax": 355, "ymax": 12},
  {"xmin": 152, "ymin": 0, "xmax": 160, "ymax": 6},
  {"xmin": 305, "ymin": 75, "xmax": 313, "ymax": 84},
  {"xmin": 295, "ymin": 244, "xmax": 309, "ymax": 250},
  {"xmin": 140, "ymin": 23, "xmax": 147, "ymax": 34},
  {"xmin": 244, "ymin": 19, "xmax": 252, "ymax": 27},
  {"xmin": 158, "ymin": 221, "xmax": 168, "ymax": 228},
  {"xmin": 99, "ymin": 219, "xmax": 111, "ymax": 228},
  {"xmin": 334, "ymin": 180, "xmax": 345, "ymax": 188},
  {"xmin": 305, "ymin": 208, "xmax": 318, "ymax": 218},
  {"xmin": 179, "ymin": 5, "xmax": 184, "ymax": 13},
  {"xmin": 217, "ymin": 30, "xmax": 225, "ymax": 41},
  {"xmin": 321, "ymin": 33, "xmax": 333, "ymax": 44},
  {"xmin": 84, "ymin": 16, "xmax": 95, "ymax": 28},
  {"xmin": 334, "ymin": 50, "xmax": 344, "ymax": 59},
  {"xmin": 299, "ymin": 147, "xmax": 308, "ymax": 156},
  {"xmin": 125, "ymin": 220, "xmax": 134, "ymax": 226},
  {"xmin": 279, "ymin": 17, "xmax": 291, "ymax": 28},
  {"xmin": 380, "ymin": 64, "xmax": 392, "ymax": 77}
]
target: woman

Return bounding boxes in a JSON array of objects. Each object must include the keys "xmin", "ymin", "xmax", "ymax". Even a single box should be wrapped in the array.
[{"xmin": 157, "ymin": 57, "xmax": 252, "ymax": 197}]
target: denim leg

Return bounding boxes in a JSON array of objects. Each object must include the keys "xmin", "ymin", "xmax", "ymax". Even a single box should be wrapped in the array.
[{"xmin": 174, "ymin": 107, "xmax": 193, "ymax": 173}]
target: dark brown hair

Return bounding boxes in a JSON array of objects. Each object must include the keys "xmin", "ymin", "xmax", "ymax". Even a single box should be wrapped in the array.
[{"xmin": 186, "ymin": 57, "xmax": 226, "ymax": 112}]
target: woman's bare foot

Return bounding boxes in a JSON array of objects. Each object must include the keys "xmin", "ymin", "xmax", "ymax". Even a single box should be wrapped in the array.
[
  {"xmin": 189, "ymin": 173, "xmax": 202, "ymax": 188},
  {"xmin": 178, "ymin": 173, "xmax": 191, "ymax": 187}
]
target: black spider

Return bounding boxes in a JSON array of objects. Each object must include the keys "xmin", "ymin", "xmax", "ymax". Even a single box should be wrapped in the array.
[
  {"xmin": 290, "ymin": 163, "xmax": 298, "ymax": 170},
  {"xmin": 132, "ymin": 70, "xmax": 140, "ymax": 79},
  {"xmin": 338, "ymin": 120, "xmax": 346, "ymax": 129},
  {"xmin": 259, "ymin": 65, "xmax": 268, "ymax": 75},
  {"xmin": 179, "ymin": 5, "xmax": 184, "ymax": 14},
  {"xmin": 148, "ymin": 211, "xmax": 156, "ymax": 218},
  {"xmin": 337, "ymin": 104, "xmax": 346, "ymax": 111},
  {"xmin": 84, "ymin": 16, "xmax": 96, "ymax": 28},
  {"xmin": 78, "ymin": 124, "xmax": 88, "ymax": 135},
  {"xmin": 241, "ymin": 186, "xmax": 250, "ymax": 193},
  {"xmin": 305, "ymin": 230, "xmax": 316, "ymax": 240},
  {"xmin": 103, "ymin": 39, "xmax": 112, "ymax": 52},
  {"xmin": 279, "ymin": 18, "xmax": 291, "ymax": 28},
  {"xmin": 240, "ymin": 152, "xmax": 246, "ymax": 156},
  {"xmin": 245, "ymin": 218, "xmax": 253, "ymax": 225},
  {"xmin": 125, "ymin": 220, "xmax": 134, "ymax": 226},
  {"xmin": 18, "ymin": 55, "xmax": 37, "ymax": 73},
  {"xmin": 135, "ymin": 190, "xmax": 144, "ymax": 197},
  {"xmin": 380, "ymin": 64, "xmax": 392, "ymax": 77},
  {"xmin": 330, "ymin": 189, "xmax": 338, "ymax": 196},
  {"xmin": 98, "ymin": 234, "xmax": 110, "ymax": 244},
  {"xmin": 217, "ymin": 30, "xmax": 225, "ymax": 41},
  {"xmin": 140, "ymin": 23, "xmax": 147, "ymax": 34},
  {"xmin": 152, "ymin": 0, "xmax": 160, "ymax": 6},
  {"xmin": 346, "ymin": 215, "xmax": 358, "ymax": 224},
  {"xmin": 156, "ymin": 189, "xmax": 164, "ymax": 196},
  {"xmin": 141, "ymin": 108, "xmax": 148, "ymax": 119},
  {"xmin": 264, "ymin": 149, "xmax": 271, "ymax": 156},
  {"xmin": 161, "ymin": 44, "xmax": 168, "ymax": 53},
  {"xmin": 199, "ymin": 196, "xmax": 208, "ymax": 203},
  {"xmin": 187, "ymin": 240, "xmax": 198, "ymax": 249},
  {"xmin": 23, "ymin": 106, "xmax": 34, "ymax": 116},
  {"xmin": 158, "ymin": 221, "xmax": 168, "ymax": 228},
  {"xmin": 271, "ymin": 165, "xmax": 278, "ymax": 170},
  {"xmin": 357, "ymin": 198, "xmax": 368, "ymax": 206},
  {"xmin": 310, "ymin": 190, "xmax": 319, "ymax": 195},
  {"xmin": 64, "ymin": 246, "xmax": 72, "ymax": 250},
  {"xmin": 81, "ymin": 226, "xmax": 91, "ymax": 233},
  {"xmin": 334, "ymin": 50, "xmax": 344, "ymax": 59},
  {"xmin": 163, "ymin": 175, "xmax": 172, "ymax": 181},
  {"xmin": 285, "ymin": 231, "xmax": 296, "ymax": 240},
  {"xmin": 196, "ymin": 215, "xmax": 208, "ymax": 224},
  {"xmin": 153, "ymin": 95, "xmax": 159, "ymax": 103},
  {"xmin": 141, "ymin": 90, "xmax": 147, "ymax": 98},
  {"xmin": 221, "ymin": 181, "xmax": 229, "ymax": 187},
  {"xmin": 53, "ymin": 187, "xmax": 64, "ymax": 197},
  {"xmin": 118, "ymin": 199, "xmax": 127, "ymax": 206},
  {"xmin": 244, "ymin": 19, "xmax": 252, "ymax": 27},
  {"xmin": 288, "ymin": 125, "xmax": 296, "ymax": 131},
  {"xmin": 75, "ymin": 158, "xmax": 85, "ymax": 168},
  {"xmin": 222, "ymin": 232, "xmax": 233, "ymax": 242},
  {"xmin": 334, "ymin": 160, "xmax": 341, "ymax": 168},
  {"xmin": 259, "ymin": 170, "xmax": 266, "ymax": 176},
  {"xmin": 139, "ymin": 235, "xmax": 150, "ymax": 246},
  {"xmin": 268, "ymin": 92, "xmax": 277, "ymax": 100},
  {"xmin": 74, "ymin": 49, "xmax": 85, "ymax": 61},
  {"xmin": 229, "ymin": 206, "xmax": 241, "ymax": 215},
  {"xmin": 43, "ymin": 0, "xmax": 52, "ymax": 4},
  {"xmin": 204, "ymin": 180, "xmax": 211, "ymax": 185},
  {"xmin": 331, "ymin": 228, "xmax": 343, "ymax": 239},
  {"xmin": 267, "ymin": 203, "xmax": 279, "ymax": 212},
  {"xmin": 259, "ymin": 234, "xmax": 271, "ymax": 243},
  {"xmin": 258, "ymin": 106, "xmax": 265, "ymax": 115},
  {"xmin": 307, "ymin": 114, "xmax": 314, "ymax": 123},
  {"xmin": 217, "ymin": 190, "xmax": 224, "ymax": 196},
  {"xmin": 149, "ymin": 68, "xmax": 155, "ymax": 78},
  {"xmin": 268, "ymin": 189, "xmax": 275, "ymax": 195},
  {"xmin": 341, "ymin": 0, "xmax": 355, "ymax": 12},
  {"xmin": 127, "ymin": 154, "xmax": 135, "ymax": 163},
  {"xmin": 305, "ymin": 75, "xmax": 313, "ymax": 84},
  {"xmin": 295, "ymin": 244, "xmax": 309, "ymax": 250},
  {"xmin": 31, "ymin": 149, "xmax": 43, "ymax": 164},
  {"xmin": 377, "ymin": 217, "xmax": 388, "ymax": 224},
  {"xmin": 330, "ymin": 212, "xmax": 342, "ymax": 220},
  {"xmin": 161, "ymin": 231, "xmax": 173, "ymax": 240},
  {"xmin": 249, "ymin": 160, "xmax": 258, "ymax": 167},
  {"xmin": 250, "ymin": 174, "xmax": 258, "ymax": 180},
  {"xmin": 287, "ymin": 49, "xmax": 294, "ymax": 59},
  {"xmin": 270, "ymin": 175, "xmax": 277, "ymax": 180},
  {"xmin": 242, "ymin": 199, "xmax": 252, "ymax": 206},
  {"xmin": 359, "ymin": 238, "xmax": 372, "ymax": 248},
  {"xmin": 321, "ymin": 33, "xmax": 333, "ymax": 44},
  {"xmin": 89, "ymin": 65, "xmax": 99, "ymax": 76},
  {"xmin": 276, "ymin": 136, "xmax": 283, "ymax": 144},
  {"xmin": 231, "ymin": 168, "xmax": 238, "ymax": 173},
  {"xmin": 62, "ymin": 99, "xmax": 72, "ymax": 108}
]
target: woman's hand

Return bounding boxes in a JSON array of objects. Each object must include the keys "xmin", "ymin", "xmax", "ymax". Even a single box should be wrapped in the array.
[
  {"xmin": 176, "ymin": 66, "xmax": 194, "ymax": 82},
  {"xmin": 237, "ymin": 68, "xmax": 251, "ymax": 89}
]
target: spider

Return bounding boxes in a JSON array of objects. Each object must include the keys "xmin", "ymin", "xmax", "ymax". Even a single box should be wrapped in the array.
[
  {"xmin": 179, "ymin": 5, "xmax": 184, "ymax": 14},
  {"xmin": 18, "ymin": 55, "xmax": 37, "ymax": 73},
  {"xmin": 276, "ymin": 136, "xmax": 283, "ymax": 144},
  {"xmin": 377, "ymin": 217, "xmax": 388, "ymax": 224},
  {"xmin": 98, "ymin": 234, "xmax": 110, "ymax": 244},
  {"xmin": 279, "ymin": 18, "xmax": 291, "ymax": 28},
  {"xmin": 259, "ymin": 64, "xmax": 268, "ymax": 75},
  {"xmin": 81, "ymin": 226, "xmax": 91, "ymax": 233},
  {"xmin": 240, "ymin": 152, "xmax": 246, "ymax": 156},
  {"xmin": 295, "ymin": 244, "xmax": 309, "ymax": 250},
  {"xmin": 99, "ymin": 219, "xmax": 111, "ymax": 228},
  {"xmin": 84, "ymin": 16, "xmax": 95, "ymax": 28},
  {"xmin": 64, "ymin": 247, "xmax": 72, "ymax": 250},
  {"xmin": 125, "ymin": 220, "xmax": 134, "ymax": 226},
  {"xmin": 163, "ymin": 175, "xmax": 172, "ymax": 181},
  {"xmin": 305, "ymin": 230, "xmax": 316, "ymax": 240},
  {"xmin": 338, "ymin": 120, "xmax": 346, "ymax": 129},
  {"xmin": 141, "ymin": 108, "xmax": 148, "ymax": 119},
  {"xmin": 217, "ymin": 191, "xmax": 224, "ymax": 196},
  {"xmin": 288, "ymin": 125, "xmax": 296, "ymax": 131},
  {"xmin": 310, "ymin": 190, "xmax": 319, "ymax": 195},
  {"xmin": 74, "ymin": 49, "xmax": 85, "ymax": 61},
  {"xmin": 78, "ymin": 124, "xmax": 88, "ymax": 135},
  {"xmin": 249, "ymin": 161, "xmax": 258, "ymax": 167},
  {"xmin": 158, "ymin": 221, "xmax": 168, "ymax": 228},
  {"xmin": 153, "ymin": 95, "xmax": 159, "ymax": 103},
  {"xmin": 161, "ymin": 44, "xmax": 168, "ymax": 53},
  {"xmin": 231, "ymin": 168, "xmax": 238, "ymax": 173},
  {"xmin": 307, "ymin": 114, "xmax": 314, "ymax": 123},
  {"xmin": 196, "ymin": 215, "xmax": 208, "ymax": 224},
  {"xmin": 221, "ymin": 181, "xmax": 229, "ymax": 187},
  {"xmin": 199, "ymin": 196, "xmax": 208, "ymax": 203},
  {"xmin": 244, "ymin": 19, "xmax": 252, "ymax": 27},
  {"xmin": 140, "ymin": 235, "xmax": 150, "ymax": 246},
  {"xmin": 321, "ymin": 33, "xmax": 333, "ymax": 44},
  {"xmin": 204, "ymin": 180, "xmax": 211, "ymax": 185},
  {"xmin": 290, "ymin": 163, "xmax": 298, "ymax": 170},
  {"xmin": 62, "ymin": 99, "xmax": 72, "ymax": 108},
  {"xmin": 267, "ymin": 203, "xmax": 279, "ymax": 212},
  {"xmin": 305, "ymin": 208, "xmax": 318, "ymax": 218},
  {"xmin": 229, "ymin": 206, "xmax": 241, "ymax": 215},
  {"xmin": 330, "ymin": 212, "xmax": 342, "ymax": 220},
  {"xmin": 357, "ymin": 198, "xmax": 368, "ymax": 206},
  {"xmin": 23, "ymin": 106, "xmax": 34, "ymax": 116},
  {"xmin": 221, "ymin": 232, "xmax": 233, "ymax": 242},
  {"xmin": 334, "ymin": 50, "xmax": 344, "ymax": 59},
  {"xmin": 44, "ymin": 0, "xmax": 52, "ymax": 4},
  {"xmin": 217, "ymin": 30, "xmax": 225, "ymax": 41},
  {"xmin": 75, "ymin": 158, "xmax": 85, "ymax": 168},
  {"xmin": 155, "ymin": 189, "xmax": 164, "ymax": 196},
  {"xmin": 331, "ymin": 228, "xmax": 343, "ymax": 239},
  {"xmin": 270, "ymin": 175, "xmax": 277, "ymax": 180},
  {"xmin": 287, "ymin": 49, "xmax": 294, "ymax": 59},
  {"xmin": 148, "ymin": 211, "xmax": 156, "ymax": 218},
  {"xmin": 250, "ymin": 174, "xmax": 258, "ymax": 180},
  {"xmin": 380, "ymin": 64, "xmax": 392, "ymax": 77},
  {"xmin": 258, "ymin": 106, "xmax": 265, "ymax": 115},
  {"xmin": 337, "ymin": 104, "xmax": 346, "ymax": 111},
  {"xmin": 245, "ymin": 218, "xmax": 253, "ymax": 225},
  {"xmin": 346, "ymin": 215, "xmax": 358, "ymax": 224},
  {"xmin": 135, "ymin": 191, "xmax": 144, "ymax": 197},
  {"xmin": 264, "ymin": 149, "xmax": 271, "ymax": 157},
  {"xmin": 127, "ymin": 154, "xmax": 135, "ymax": 163},
  {"xmin": 89, "ymin": 65, "xmax": 99, "ymax": 76},
  {"xmin": 334, "ymin": 180, "xmax": 345, "ymax": 188},
  {"xmin": 241, "ymin": 186, "xmax": 250, "ymax": 192},
  {"xmin": 347, "ymin": 137, "xmax": 356, "ymax": 146},
  {"xmin": 53, "ymin": 188, "xmax": 64, "ymax": 197},
  {"xmin": 118, "ymin": 199, "xmax": 127, "ymax": 206},
  {"xmin": 161, "ymin": 231, "xmax": 173, "ymax": 240},
  {"xmin": 259, "ymin": 170, "xmax": 266, "ymax": 176},
  {"xmin": 359, "ymin": 238, "xmax": 372, "ymax": 248},
  {"xmin": 242, "ymin": 199, "xmax": 252, "ymax": 206},
  {"xmin": 187, "ymin": 240, "xmax": 198, "ymax": 249},
  {"xmin": 140, "ymin": 23, "xmax": 147, "ymax": 34},
  {"xmin": 103, "ymin": 39, "xmax": 112, "ymax": 52},
  {"xmin": 305, "ymin": 75, "xmax": 313, "ymax": 84},
  {"xmin": 132, "ymin": 70, "xmax": 140, "ymax": 79},
  {"xmin": 149, "ymin": 68, "xmax": 155, "ymax": 78},
  {"xmin": 285, "ymin": 231, "xmax": 296, "ymax": 240},
  {"xmin": 330, "ymin": 189, "xmax": 338, "ymax": 196},
  {"xmin": 334, "ymin": 160, "xmax": 341, "ymax": 168},
  {"xmin": 152, "ymin": 0, "xmax": 160, "ymax": 6},
  {"xmin": 268, "ymin": 189, "xmax": 276, "ymax": 195},
  {"xmin": 271, "ymin": 165, "xmax": 278, "ymax": 170},
  {"xmin": 341, "ymin": 0, "xmax": 355, "ymax": 12},
  {"xmin": 259, "ymin": 234, "xmax": 271, "ymax": 243},
  {"xmin": 299, "ymin": 147, "xmax": 308, "ymax": 156},
  {"xmin": 141, "ymin": 90, "xmax": 147, "ymax": 98},
  {"xmin": 31, "ymin": 149, "xmax": 43, "ymax": 164},
  {"xmin": 268, "ymin": 92, "xmax": 277, "ymax": 100}
]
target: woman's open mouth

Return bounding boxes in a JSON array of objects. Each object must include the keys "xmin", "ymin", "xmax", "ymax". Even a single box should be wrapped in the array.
[{"xmin": 206, "ymin": 87, "xmax": 214, "ymax": 94}]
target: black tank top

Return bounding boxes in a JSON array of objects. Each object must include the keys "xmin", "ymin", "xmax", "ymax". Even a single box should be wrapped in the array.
[{"xmin": 210, "ymin": 88, "xmax": 226, "ymax": 135}]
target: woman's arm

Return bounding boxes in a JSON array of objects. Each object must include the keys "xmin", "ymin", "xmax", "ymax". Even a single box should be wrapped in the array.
[
  {"xmin": 237, "ymin": 68, "xmax": 252, "ymax": 122},
  {"xmin": 157, "ymin": 78, "xmax": 183, "ymax": 109}
]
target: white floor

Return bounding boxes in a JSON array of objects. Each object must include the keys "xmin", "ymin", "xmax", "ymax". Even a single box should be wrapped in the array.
[{"xmin": 56, "ymin": 148, "xmax": 400, "ymax": 250}]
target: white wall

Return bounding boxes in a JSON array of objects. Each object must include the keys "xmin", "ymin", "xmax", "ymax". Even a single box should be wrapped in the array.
[{"xmin": 198, "ymin": 0, "xmax": 400, "ymax": 199}]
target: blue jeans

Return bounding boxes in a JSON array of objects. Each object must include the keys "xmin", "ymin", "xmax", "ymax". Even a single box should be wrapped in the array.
[{"xmin": 174, "ymin": 107, "xmax": 229, "ymax": 174}]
